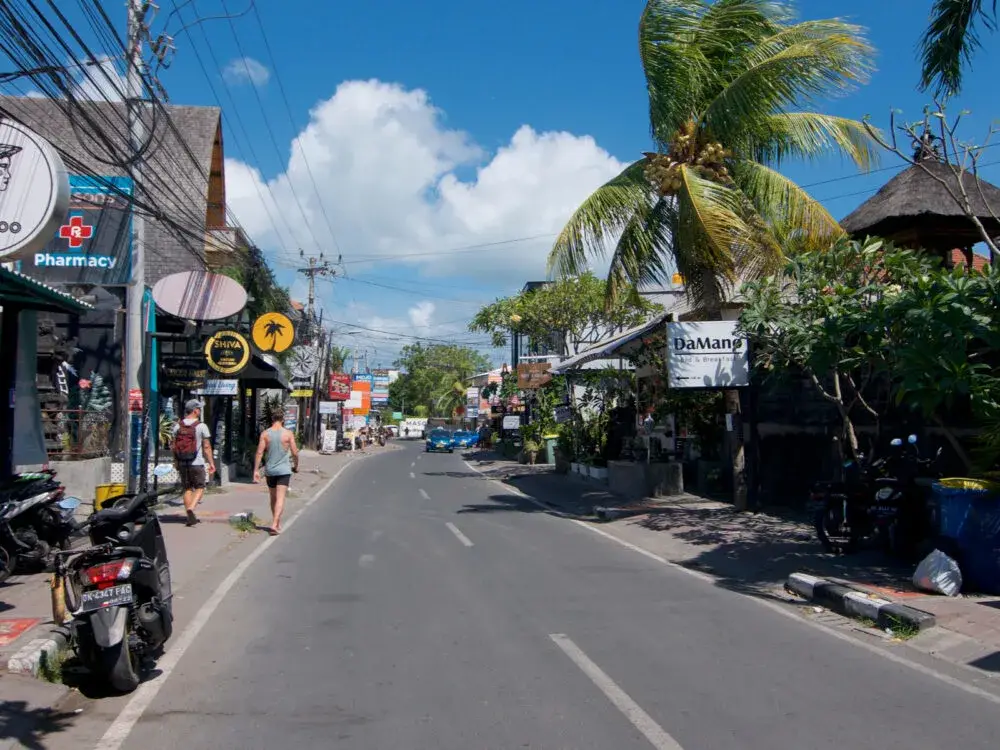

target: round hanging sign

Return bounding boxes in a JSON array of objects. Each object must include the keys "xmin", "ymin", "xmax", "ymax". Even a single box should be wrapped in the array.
[
  {"xmin": 0, "ymin": 118, "xmax": 70, "ymax": 261},
  {"xmin": 289, "ymin": 345, "xmax": 321, "ymax": 379},
  {"xmin": 251, "ymin": 311, "xmax": 294, "ymax": 353},
  {"xmin": 204, "ymin": 330, "xmax": 251, "ymax": 375}
]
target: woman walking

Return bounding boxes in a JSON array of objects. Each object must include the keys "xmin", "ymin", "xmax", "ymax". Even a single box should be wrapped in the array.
[{"xmin": 253, "ymin": 407, "xmax": 300, "ymax": 535}]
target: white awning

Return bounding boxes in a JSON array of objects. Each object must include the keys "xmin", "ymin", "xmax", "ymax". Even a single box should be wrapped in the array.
[{"xmin": 550, "ymin": 312, "xmax": 672, "ymax": 374}]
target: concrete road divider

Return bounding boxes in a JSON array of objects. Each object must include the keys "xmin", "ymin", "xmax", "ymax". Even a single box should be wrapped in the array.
[{"xmin": 786, "ymin": 572, "xmax": 936, "ymax": 632}]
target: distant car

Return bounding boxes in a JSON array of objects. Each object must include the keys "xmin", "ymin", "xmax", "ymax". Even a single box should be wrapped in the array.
[
  {"xmin": 426, "ymin": 429, "xmax": 454, "ymax": 453},
  {"xmin": 452, "ymin": 430, "xmax": 479, "ymax": 448}
]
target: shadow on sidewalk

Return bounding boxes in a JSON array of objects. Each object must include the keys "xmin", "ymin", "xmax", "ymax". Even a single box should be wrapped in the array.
[{"xmin": 0, "ymin": 700, "xmax": 75, "ymax": 750}]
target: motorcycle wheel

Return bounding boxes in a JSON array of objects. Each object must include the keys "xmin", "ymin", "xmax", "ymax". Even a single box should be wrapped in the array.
[
  {"xmin": 814, "ymin": 506, "xmax": 855, "ymax": 554},
  {"xmin": 101, "ymin": 624, "xmax": 140, "ymax": 693},
  {"xmin": 0, "ymin": 547, "xmax": 11, "ymax": 584}
]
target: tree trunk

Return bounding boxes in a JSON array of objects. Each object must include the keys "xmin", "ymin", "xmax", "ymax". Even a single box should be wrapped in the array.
[{"xmin": 724, "ymin": 389, "xmax": 747, "ymax": 511}]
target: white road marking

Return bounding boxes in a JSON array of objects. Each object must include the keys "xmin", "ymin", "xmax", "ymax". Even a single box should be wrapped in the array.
[
  {"xmin": 445, "ymin": 522, "xmax": 474, "ymax": 547},
  {"xmin": 419, "ymin": 488, "xmax": 430, "ymax": 500},
  {"xmin": 95, "ymin": 458, "xmax": 361, "ymax": 750},
  {"xmin": 359, "ymin": 553, "xmax": 375, "ymax": 567},
  {"xmin": 549, "ymin": 634, "xmax": 684, "ymax": 750},
  {"xmin": 410, "ymin": 461, "xmax": 415, "ymax": 468},
  {"xmin": 465, "ymin": 463, "xmax": 1000, "ymax": 705},
  {"xmin": 409, "ymin": 472, "xmax": 415, "ymax": 479},
  {"xmin": 370, "ymin": 530, "xmax": 383, "ymax": 541}
]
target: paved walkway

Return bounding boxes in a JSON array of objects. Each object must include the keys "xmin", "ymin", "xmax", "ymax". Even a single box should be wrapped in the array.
[
  {"xmin": 468, "ymin": 452, "xmax": 1000, "ymax": 677},
  {"xmin": 0, "ymin": 445, "xmax": 393, "ymax": 674}
]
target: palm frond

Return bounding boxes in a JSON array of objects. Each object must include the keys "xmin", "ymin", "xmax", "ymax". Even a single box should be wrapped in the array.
[
  {"xmin": 691, "ymin": 0, "xmax": 786, "ymax": 83},
  {"xmin": 639, "ymin": 0, "xmax": 712, "ymax": 146},
  {"xmin": 700, "ymin": 21, "xmax": 874, "ymax": 141},
  {"xmin": 919, "ymin": 0, "xmax": 998, "ymax": 96},
  {"xmin": 733, "ymin": 159, "xmax": 842, "ymax": 247},
  {"xmin": 605, "ymin": 196, "xmax": 677, "ymax": 304},
  {"xmin": 547, "ymin": 159, "xmax": 655, "ymax": 279},
  {"xmin": 743, "ymin": 112, "xmax": 880, "ymax": 171}
]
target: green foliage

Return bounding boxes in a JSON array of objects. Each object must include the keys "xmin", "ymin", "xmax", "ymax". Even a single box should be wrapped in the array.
[
  {"xmin": 549, "ymin": 0, "xmax": 879, "ymax": 306},
  {"xmin": 388, "ymin": 344, "xmax": 492, "ymax": 418},
  {"xmin": 469, "ymin": 272, "xmax": 660, "ymax": 353},
  {"xmin": 219, "ymin": 245, "xmax": 291, "ymax": 319},
  {"xmin": 919, "ymin": 0, "xmax": 997, "ymax": 96}
]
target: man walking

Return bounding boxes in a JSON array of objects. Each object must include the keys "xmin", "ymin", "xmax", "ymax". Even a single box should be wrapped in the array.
[
  {"xmin": 253, "ymin": 407, "xmax": 300, "ymax": 535},
  {"xmin": 172, "ymin": 399, "xmax": 215, "ymax": 527}
]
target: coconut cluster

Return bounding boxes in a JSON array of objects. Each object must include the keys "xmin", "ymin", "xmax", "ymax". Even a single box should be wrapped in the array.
[{"xmin": 643, "ymin": 124, "xmax": 733, "ymax": 195}]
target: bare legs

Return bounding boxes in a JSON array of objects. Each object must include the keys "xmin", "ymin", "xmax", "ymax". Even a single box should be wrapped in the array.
[{"xmin": 268, "ymin": 484, "xmax": 287, "ymax": 534}]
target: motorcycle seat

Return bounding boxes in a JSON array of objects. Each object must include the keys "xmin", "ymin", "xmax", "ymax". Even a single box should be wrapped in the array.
[{"xmin": 90, "ymin": 493, "xmax": 147, "ymax": 524}]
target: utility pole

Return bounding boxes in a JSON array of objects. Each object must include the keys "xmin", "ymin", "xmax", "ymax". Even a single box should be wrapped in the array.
[
  {"xmin": 296, "ymin": 251, "xmax": 340, "ymax": 342},
  {"xmin": 123, "ymin": 0, "xmax": 148, "ymax": 492}
]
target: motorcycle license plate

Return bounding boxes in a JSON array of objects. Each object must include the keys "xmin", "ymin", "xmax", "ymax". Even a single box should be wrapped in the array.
[{"xmin": 80, "ymin": 583, "xmax": 133, "ymax": 612}]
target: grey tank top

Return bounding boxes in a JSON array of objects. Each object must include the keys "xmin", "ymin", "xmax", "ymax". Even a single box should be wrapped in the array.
[{"xmin": 264, "ymin": 427, "xmax": 292, "ymax": 476}]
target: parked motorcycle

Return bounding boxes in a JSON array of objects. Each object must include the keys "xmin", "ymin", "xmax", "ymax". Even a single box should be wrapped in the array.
[
  {"xmin": 0, "ymin": 470, "xmax": 79, "ymax": 583},
  {"xmin": 813, "ymin": 435, "xmax": 942, "ymax": 557},
  {"xmin": 54, "ymin": 484, "xmax": 174, "ymax": 693}
]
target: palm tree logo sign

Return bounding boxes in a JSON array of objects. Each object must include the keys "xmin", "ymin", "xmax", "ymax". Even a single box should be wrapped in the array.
[{"xmin": 251, "ymin": 312, "xmax": 294, "ymax": 353}]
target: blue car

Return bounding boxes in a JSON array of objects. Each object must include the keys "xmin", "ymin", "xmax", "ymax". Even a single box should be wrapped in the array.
[
  {"xmin": 425, "ymin": 429, "xmax": 454, "ymax": 453},
  {"xmin": 452, "ymin": 430, "xmax": 479, "ymax": 448}
]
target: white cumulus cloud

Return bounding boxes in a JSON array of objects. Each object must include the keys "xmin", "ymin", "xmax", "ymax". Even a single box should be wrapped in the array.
[
  {"xmin": 222, "ymin": 57, "xmax": 271, "ymax": 86},
  {"xmin": 224, "ymin": 79, "xmax": 625, "ymax": 287},
  {"xmin": 408, "ymin": 301, "xmax": 435, "ymax": 329}
]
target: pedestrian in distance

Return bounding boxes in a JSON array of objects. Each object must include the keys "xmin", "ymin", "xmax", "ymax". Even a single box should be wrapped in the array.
[
  {"xmin": 253, "ymin": 407, "xmax": 300, "ymax": 535},
  {"xmin": 172, "ymin": 399, "xmax": 215, "ymax": 527}
]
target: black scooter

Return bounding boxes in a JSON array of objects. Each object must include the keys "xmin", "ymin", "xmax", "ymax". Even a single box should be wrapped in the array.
[
  {"xmin": 54, "ymin": 482, "xmax": 174, "ymax": 693},
  {"xmin": 0, "ymin": 470, "xmax": 78, "ymax": 582}
]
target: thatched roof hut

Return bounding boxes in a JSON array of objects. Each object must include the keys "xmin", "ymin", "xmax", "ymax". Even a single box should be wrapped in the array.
[{"xmin": 840, "ymin": 159, "xmax": 1000, "ymax": 265}]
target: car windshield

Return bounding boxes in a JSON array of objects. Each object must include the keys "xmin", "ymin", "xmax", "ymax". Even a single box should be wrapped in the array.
[{"xmin": 430, "ymin": 429, "xmax": 450, "ymax": 437}]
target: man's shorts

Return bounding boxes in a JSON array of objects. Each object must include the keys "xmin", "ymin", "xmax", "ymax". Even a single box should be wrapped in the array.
[
  {"xmin": 266, "ymin": 474, "xmax": 291, "ymax": 489},
  {"xmin": 178, "ymin": 465, "xmax": 207, "ymax": 491}
]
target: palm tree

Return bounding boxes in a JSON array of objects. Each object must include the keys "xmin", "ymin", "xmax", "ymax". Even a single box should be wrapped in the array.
[
  {"xmin": 435, "ymin": 380, "xmax": 468, "ymax": 418},
  {"xmin": 263, "ymin": 320, "xmax": 286, "ymax": 351},
  {"xmin": 328, "ymin": 346, "xmax": 351, "ymax": 372},
  {"xmin": 548, "ymin": 0, "xmax": 878, "ymax": 308},
  {"xmin": 919, "ymin": 0, "xmax": 997, "ymax": 97}
]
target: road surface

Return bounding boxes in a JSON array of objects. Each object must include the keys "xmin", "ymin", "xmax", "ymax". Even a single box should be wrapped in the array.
[{"xmin": 102, "ymin": 444, "xmax": 1000, "ymax": 749}]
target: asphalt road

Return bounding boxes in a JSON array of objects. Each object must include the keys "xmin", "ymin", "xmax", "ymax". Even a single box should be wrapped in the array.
[{"xmin": 109, "ymin": 443, "xmax": 1000, "ymax": 749}]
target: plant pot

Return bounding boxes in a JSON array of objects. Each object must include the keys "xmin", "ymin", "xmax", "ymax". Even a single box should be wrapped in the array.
[{"xmin": 589, "ymin": 466, "xmax": 609, "ymax": 481}]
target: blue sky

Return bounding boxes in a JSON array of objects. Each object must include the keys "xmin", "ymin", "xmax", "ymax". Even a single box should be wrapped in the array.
[{"xmin": 6, "ymin": 1, "xmax": 1000, "ymax": 366}]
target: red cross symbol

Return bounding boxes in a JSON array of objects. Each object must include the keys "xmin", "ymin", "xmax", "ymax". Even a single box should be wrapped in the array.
[{"xmin": 58, "ymin": 215, "xmax": 93, "ymax": 248}]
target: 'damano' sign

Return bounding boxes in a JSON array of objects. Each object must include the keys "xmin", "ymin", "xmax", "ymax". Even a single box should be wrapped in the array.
[{"xmin": 204, "ymin": 330, "xmax": 250, "ymax": 376}]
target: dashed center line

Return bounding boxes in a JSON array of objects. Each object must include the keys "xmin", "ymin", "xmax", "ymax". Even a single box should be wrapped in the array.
[
  {"xmin": 419, "ymin": 488, "xmax": 430, "ymax": 500},
  {"xmin": 549, "ymin": 634, "xmax": 684, "ymax": 750},
  {"xmin": 410, "ymin": 472, "xmax": 415, "ymax": 479},
  {"xmin": 445, "ymin": 522, "xmax": 474, "ymax": 547},
  {"xmin": 359, "ymin": 554, "xmax": 375, "ymax": 567}
]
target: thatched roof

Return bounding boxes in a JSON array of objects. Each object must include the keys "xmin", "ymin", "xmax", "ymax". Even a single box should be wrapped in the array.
[{"xmin": 840, "ymin": 160, "xmax": 1000, "ymax": 251}]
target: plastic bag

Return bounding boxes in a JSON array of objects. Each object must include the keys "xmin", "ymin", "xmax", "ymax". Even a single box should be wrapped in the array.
[{"xmin": 913, "ymin": 548, "xmax": 963, "ymax": 597}]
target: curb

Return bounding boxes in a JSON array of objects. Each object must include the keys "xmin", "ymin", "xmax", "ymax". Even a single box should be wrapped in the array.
[
  {"xmin": 6, "ymin": 626, "xmax": 69, "ymax": 678},
  {"xmin": 786, "ymin": 573, "xmax": 936, "ymax": 632}
]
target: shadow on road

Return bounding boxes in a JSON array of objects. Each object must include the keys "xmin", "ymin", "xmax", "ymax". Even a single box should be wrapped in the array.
[{"xmin": 0, "ymin": 699, "xmax": 75, "ymax": 750}]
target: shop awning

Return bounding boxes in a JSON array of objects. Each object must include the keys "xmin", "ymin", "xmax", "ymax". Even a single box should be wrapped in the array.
[
  {"xmin": 550, "ymin": 312, "xmax": 673, "ymax": 374},
  {"xmin": 0, "ymin": 266, "xmax": 92, "ymax": 314},
  {"xmin": 239, "ymin": 353, "xmax": 291, "ymax": 391}
]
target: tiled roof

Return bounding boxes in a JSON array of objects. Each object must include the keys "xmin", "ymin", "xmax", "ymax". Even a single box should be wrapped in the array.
[{"xmin": 950, "ymin": 248, "xmax": 990, "ymax": 271}]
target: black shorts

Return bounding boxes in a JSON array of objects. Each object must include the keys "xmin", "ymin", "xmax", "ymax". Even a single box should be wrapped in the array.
[
  {"xmin": 266, "ymin": 474, "xmax": 291, "ymax": 489},
  {"xmin": 178, "ymin": 465, "xmax": 207, "ymax": 490}
]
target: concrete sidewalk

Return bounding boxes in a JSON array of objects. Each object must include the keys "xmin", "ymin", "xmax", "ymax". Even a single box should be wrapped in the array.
[
  {"xmin": 0, "ymin": 445, "xmax": 392, "ymax": 678},
  {"xmin": 471, "ymin": 452, "xmax": 1000, "ymax": 677}
]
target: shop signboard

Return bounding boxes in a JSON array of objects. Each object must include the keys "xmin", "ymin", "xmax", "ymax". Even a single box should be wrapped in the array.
[
  {"xmin": 193, "ymin": 379, "xmax": 239, "ymax": 397},
  {"xmin": 283, "ymin": 403, "xmax": 299, "ymax": 431},
  {"xmin": 372, "ymin": 368, "xmax": 390, "ymax": 404},
  {"xmin": 666, "ymin": 321, "xmax": 749, "ymax": 389},
  {"xmin": 290, "ymin": 389, "xmax": 314, "ymax": 398},
  {"xmin": 502, "ymin": 415, "xmax": 521, "ymax": 431},
  {"xmin": 0, "ymin": 118, "xmax": 71, "ymax": 263},
  {"xmin": 516, "ymin": 362, "xmax": 552, "ymax": 389},
  {"xmin": 161, "ymin": 357, "xmax": 208, "ymax": 391},
  {"xmin": 465, "ymin": 386, "xmax": 479, "ymax": 419},
  {"xmin": 328, "ymin": 372, "xmax": 351, "ymax": 401},
  {"xmin": 204, "ymin": 330, "xmax": 250, "ymax": 376},
  {"xmin": 251, "ymin": 311, "xmax": 294, "ymax": 353},
  {"xmin": 321, "ymin": 429, "xmax": 337, "ymax": 453},
  {"xmin": 22, "ymin": 174, "xmax": 131, "ymax": 284},
  {"xmin": 318, "ymin": 401, "xmax": 338, "ymax": 415}
]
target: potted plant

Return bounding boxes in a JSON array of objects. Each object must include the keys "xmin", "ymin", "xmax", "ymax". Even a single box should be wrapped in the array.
[
  {"xmin": 523, "ymin": 439, "xmax": 541, "ymax": 465},
  {"xmin": 589, "ymin": 457, "xmax": 609, "ymax": 481}
]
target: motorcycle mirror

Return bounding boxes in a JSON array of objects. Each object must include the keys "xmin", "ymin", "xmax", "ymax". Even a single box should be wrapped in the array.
[
  {"xmin": 908, "ymin": 434, "xmax": 918, "ymax": 444},
  {"xmin": 152, "ymin": 464, "xmax": 173, "ymax": 477},
  {"xmin": 57, "ymin": 496, "xmax": 81, "ymax": 510},
  {"xmin": 890, "ymin": 438, "xmax": 903, "ymax": 447}
]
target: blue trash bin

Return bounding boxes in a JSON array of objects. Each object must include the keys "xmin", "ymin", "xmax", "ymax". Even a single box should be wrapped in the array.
[{"xmin": 933, "ymin": 479, "xmax": 1000, "ymax": 594}]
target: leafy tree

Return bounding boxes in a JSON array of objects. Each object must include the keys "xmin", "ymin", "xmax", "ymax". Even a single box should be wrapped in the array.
[
  {"xmin": 219, "ymin": 245, "xmax": 291, "ymax": 320},
  {"xmin": 328, "ymin": 346, "xmax": 351, "ymax": 373},
  {"xmin": 738, "ymin": 237, "xmax": 939, "ymax": 458},
  {"xmin": 548, "ymin": 0, "xmax": 878, "ymax": 307},
  {"xmin": 919, "ymin": 0, "xmax": 997, "ymax": 97},
  {"xmin": 469, "ymin": 273, "xmax": 661, "ymax": 355},
  {"xmin": 388, "ymin": 344, "xmax": 492, "ymax": 418}
]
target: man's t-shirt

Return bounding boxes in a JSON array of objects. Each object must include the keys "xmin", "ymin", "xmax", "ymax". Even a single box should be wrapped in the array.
[{"xmin": 172, "ymin": 418, "xmax": 212, "ymax": 466}]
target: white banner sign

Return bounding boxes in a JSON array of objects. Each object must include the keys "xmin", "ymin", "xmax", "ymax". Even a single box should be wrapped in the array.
[
  {"xmin": 318, "ymin": 401, "xmax": 339, "ymax": 415},
  {"xmin": 502, "ymin": 415, "xmax": 521, "ymax": 431},
  {"xmin": 322, "ymin": 429, "xmax": 337, "ymax": 452},
  {"xmin": 193, "ymin": 379, "xmax": 239, "ymax": 396},
  {"xmin": 667, "ymin": 321, "xmax": 749, "ymax": 389},
  {"xmin": 346, "ymin": 391, "xmax": 362, "ymax": 409}
]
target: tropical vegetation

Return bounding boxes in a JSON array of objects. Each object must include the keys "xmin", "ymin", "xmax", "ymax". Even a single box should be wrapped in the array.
[
  {"xmin": 919, "ymin": 0, "xmax": 997, "ymax": 96},
  {"xmin": 388, "ymin": 344, "xmax": 492, "ymax": 418},
  {"xmin": 548, "ymin": 0, "xmax": 879, "ymax": 308}
]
